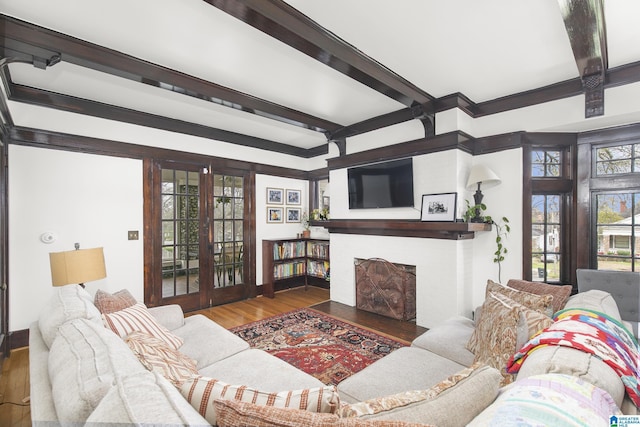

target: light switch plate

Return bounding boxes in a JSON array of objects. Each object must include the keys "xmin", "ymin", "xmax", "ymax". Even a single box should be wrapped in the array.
[{"xmin": 128, "ymin": 230, "xmax": 139, "ymax": 240}]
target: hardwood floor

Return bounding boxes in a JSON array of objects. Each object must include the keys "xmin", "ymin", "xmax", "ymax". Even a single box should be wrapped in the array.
[
  {"xmin": 0, "ymin": 348, "xmax": 30, "ymax": 427},
  {"xmin": 0, "ymin": 285, "xmax": 426, "ymax": 427}
]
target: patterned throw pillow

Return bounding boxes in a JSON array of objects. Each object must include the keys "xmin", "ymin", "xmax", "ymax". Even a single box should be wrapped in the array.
[
  {"xmin": 124, "ymin": 331, "xmax": 198, "ymax": 386},
  {"xmin": 180, "ymin": 376, "xmax": 339, "ymax": 426},
  {"xmin": 102, "ymin": 302, "xmax": 184, "ymax": 350},
  {"xmin": 466, "ymin": 292, "xmax": 521, "ymax": 384},
  {"xmin": 507, "ymin": 279, "xmax": 573, "ymax": 314},
  {"xmin": 94, "ymin": 288, "xmax": 138, "ymax": 314},
  {"xmin": 213, "ymin": 399, "xmax": 434, "ymax": 427},
  {"xmin": 486, "ymin": 280, "xmax": 553, "ymax": 316}
]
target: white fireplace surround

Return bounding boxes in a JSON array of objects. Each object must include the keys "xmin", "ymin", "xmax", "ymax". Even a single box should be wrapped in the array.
[{"xmin": 330, "ymin": 233, "xmax": 474, "ymax": 329}]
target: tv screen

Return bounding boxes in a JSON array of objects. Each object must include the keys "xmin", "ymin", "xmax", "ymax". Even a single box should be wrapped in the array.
[{"xmin": 348, "ymin": 158, "xmax": 414, "ymax": 209}]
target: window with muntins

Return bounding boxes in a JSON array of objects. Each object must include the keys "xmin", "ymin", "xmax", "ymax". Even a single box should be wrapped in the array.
[
  {"xmin": 594, "ymin": 192, "xmax": 639, "ymax": 272},
  {"xmin": 595, "ymin": 143, "xmax": 640, "ymax": 176}
]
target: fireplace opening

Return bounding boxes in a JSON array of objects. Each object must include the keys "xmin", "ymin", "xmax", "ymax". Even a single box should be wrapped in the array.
[{"xmin": 355, "ymin": 258, "xmax": 416, "ymax": 321}]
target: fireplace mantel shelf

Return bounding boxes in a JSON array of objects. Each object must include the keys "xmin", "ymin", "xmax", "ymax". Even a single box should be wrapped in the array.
[{"xmin": 310, "ymin": 219, "xmax": 491, "ymax": 240}]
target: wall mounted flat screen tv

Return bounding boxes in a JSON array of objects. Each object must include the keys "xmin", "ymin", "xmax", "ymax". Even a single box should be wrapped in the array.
[{"xmin": 348, "ymin": 158, "xmax": 414, "ymax": 209}]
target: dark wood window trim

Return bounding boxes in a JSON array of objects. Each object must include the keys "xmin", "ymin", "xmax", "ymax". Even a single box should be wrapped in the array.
[
  {"xmin": 522, "ymin": 135, "xmax": 577, "ymax": 286},
  {"xmin": 577, "ymin": 124, "xmax": 640, "ymax": 271}
]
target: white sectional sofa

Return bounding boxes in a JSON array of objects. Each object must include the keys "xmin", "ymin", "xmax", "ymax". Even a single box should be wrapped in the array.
[{"xmin": 29, "ymin": 282, "xmax": 638, "ymax": 426}]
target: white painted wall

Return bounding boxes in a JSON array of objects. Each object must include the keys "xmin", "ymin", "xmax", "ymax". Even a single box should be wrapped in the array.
[
  {"xmin": 328, "ymin": 147, "xmax": 522, "ymax": 328},
  {"xmin": 9, "ymin": 145, "xmax": 144, "ymax": 331},
  {"xmin": 255, "ymin": 174, "xmax": 309, "ymax": 286}
]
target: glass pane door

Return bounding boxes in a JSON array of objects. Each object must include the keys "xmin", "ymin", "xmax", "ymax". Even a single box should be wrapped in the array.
[
  {"xmin": 161, "ymin": 168, "xmax": 201, "ymax": 298},
  {"xmin": 212, "ymin": 174, "xmax": 244, "ymax": 288}
]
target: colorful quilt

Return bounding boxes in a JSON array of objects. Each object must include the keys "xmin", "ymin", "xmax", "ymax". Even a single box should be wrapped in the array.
[{"xmin": 507, "ymin": 308, "xmax": 640, "ymax": 407}]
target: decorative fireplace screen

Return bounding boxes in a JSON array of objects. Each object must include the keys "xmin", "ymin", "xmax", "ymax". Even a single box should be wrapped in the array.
[{"xmin": 355, "ymin": 258, "xmax": 416, "ymax": 321}]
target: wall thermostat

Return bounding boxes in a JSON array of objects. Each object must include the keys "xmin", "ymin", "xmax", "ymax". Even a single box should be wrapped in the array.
[{"xmin": 40, "ymin": 232, "xmax": 57, "ymax": 244}]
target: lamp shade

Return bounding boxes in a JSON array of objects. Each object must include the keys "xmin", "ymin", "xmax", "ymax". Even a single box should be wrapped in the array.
[
  {"xmin": 50, "ymin": 247, "xmax": 106, "ymax": 286},
  {"xmin": 322, "ymin": 182, "xmax": 330, "ymax": 197},
  {"xmin": 466, "ymin": 165, "xmax": 501, "ymax": 190}
]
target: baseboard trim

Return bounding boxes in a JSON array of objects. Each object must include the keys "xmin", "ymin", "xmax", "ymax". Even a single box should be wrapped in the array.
[{"xmin": 9, "ymin": 329, "xmax": 29, "ymax": 350}]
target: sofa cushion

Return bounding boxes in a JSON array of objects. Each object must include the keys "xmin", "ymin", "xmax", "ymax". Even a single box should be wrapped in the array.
[
  {"xmin": 468, "ymin": 374, "xmax": 621, "ymax": 426},
  {"xmin": 507, "ymin": 279, "xmax": 573, "ymax": 314},
  {"xmin": 198, "ymin": 348, "xmax": 325, "ymax": 391},
  {"xmin": 514, "ymin": 346, "xmax": 626, "ymax": 407},
  {"xmin": 47, "ymin": 317, "xmax": 145, "ymax": 424},
  {"xmin": 180, "ymin": 375, "xmax": 339, "ymax": 425},
  {"xmin": 86, "ymin": 371, "xmax": 209, "ymax": 426},
  {"xmin": 563, "ymin": 289, "xmax": 623, "ymax": 321},
  {"xmin": 172, "ymin": 314, "xmax": 250, "ymax": 369},
  {"xmin": 94, "ymin": 288, "xmax": 137, "ymax": 314},
  {"xmin": 214, "ymin": 399, "xmax": 433, "ymax": 427},
  {"xmin": 102, "ymin": 302, "xmax": 184, "ymax": 349},
  {"xmin": 410, "ymin": 316, "xmax": 475, "ymax": 367},
  {"xmin": 339, "ymin": 364, "xmax": 502, "ymax": 426},
  {"xmin": 124, "ymin": 331, "xmax": 198, "ymax": 386},
  {"xmin": 38, "ymin": 284, "xmax": 102, "ymax": 348},
  {"xmin": 486, "ymin": 279, "xmax": 553, "ymax": 315},
  {"xmin": 337, "ymin": 347, "xmax": 466, "ymax": 403}
]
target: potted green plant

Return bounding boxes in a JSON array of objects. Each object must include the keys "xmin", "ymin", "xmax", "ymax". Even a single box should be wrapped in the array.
[
  {"xmin": 463, "ymin": 200, "xmax": 510, "ymax": 282},
  {"xmin": 301, "ymin": 211, "xmax": 311, "ymax": 238}
]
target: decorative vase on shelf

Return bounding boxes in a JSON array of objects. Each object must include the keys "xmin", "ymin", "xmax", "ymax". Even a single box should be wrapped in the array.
[{"xmin": 302, "ymin": 230, "xmax": 311, "ymax": 239}]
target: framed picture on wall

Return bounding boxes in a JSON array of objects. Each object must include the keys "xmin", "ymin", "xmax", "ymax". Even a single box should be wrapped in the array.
[
  {"xmin": 267, "ymin": 188, "xmax": 284, "ymax": 204},
  {"xmin": 420, "ymin": 192, "xmax": 457, "ymax": 222},
  {"xmin": 267, "ymin": 207, "xmax": 284, "ymax": 223},
  {"xmin": 286, "ymin": 189, "xmax": 301, "ymax": 205},
  {"xmin": 286, "ymin": 207, "xmax": 301, "ymax": 222}
]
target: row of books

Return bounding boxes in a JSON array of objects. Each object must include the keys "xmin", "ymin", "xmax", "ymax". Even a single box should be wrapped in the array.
[
  {"xmin": 273, "ymin": 261, "xmax": 306, "ymax": 279},
  {"xmin": 306, "ymin": 242, "xmax": 329, "ymax": 259},
  {"xmin": 273, "ymin": 241, "xmax": 306, "ymax": 260},
  {"xmin": 307, "ymin": 260, "xmax": 329, "ymax": 280},
  {"xmin": 273, "ymin": 260, "xmax": 330, "ymax": 280}
]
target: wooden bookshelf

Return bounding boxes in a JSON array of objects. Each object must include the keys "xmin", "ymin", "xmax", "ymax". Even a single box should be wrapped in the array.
[{"xmin": 262, "ymin": 238, "xmax": 330, "ymax": 298}]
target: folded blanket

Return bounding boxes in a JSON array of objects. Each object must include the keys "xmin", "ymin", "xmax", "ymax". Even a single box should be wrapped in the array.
[{"xmin": 507, "ymin": 308, "xmax": 639, "ymax": 407}]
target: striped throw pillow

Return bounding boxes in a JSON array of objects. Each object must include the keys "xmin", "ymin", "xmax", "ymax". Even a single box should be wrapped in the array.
[
  {"xmin": 179, "ymin": 375, "xmax": 339, "ymax": 426},
  {"xmin": 125, "ymin": 331, "xmax": 198, "ymax": 386},
  {"xmin": 102, "ymin": 302, "xmax": 184, "ymax": 350}
]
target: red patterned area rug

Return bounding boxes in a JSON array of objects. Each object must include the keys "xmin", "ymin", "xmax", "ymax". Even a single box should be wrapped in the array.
[{"xmin": 229, "ymin": 308, "xmax": 406, "ymax": 386}]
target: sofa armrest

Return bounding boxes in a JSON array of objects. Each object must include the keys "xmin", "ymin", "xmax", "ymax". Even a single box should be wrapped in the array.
[
  {"xmin": 411, "ymin": 316, "xmax": 475, "ymax": 367},
  {"xmin": 28, "ymin": 322, "xmax": 58, "ymax": 424},
  {"xmin": 147, "ymin": 304, "xmax": 185, "ymax": 331}
]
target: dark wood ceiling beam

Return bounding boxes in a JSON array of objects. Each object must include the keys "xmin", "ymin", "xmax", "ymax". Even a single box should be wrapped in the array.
[
  {"xmin": 205, "ymin": 0, "xmax": 434, "ymax": 107},
  {"xmin": 557, "ymin": 0, "xmax": 607, "ymax": 117},
  {"xmin": 7, "ymin": 82, "xmax": 326, "ymax": 158},
  {"xmin": 0, "ymin": 14, "xmax": 341, "ymax": 134}
]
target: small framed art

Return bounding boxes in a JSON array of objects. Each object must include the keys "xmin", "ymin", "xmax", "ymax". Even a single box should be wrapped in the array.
[
  {"xmin": 420, "ymin": 192, "xmax": 457, "ymax": 222},
  {"xmin": 267, "ymin": 188, "xmax": 284, "ymax": 204},
  {"xmin": 286, "ymin": 207, "xmax": 301, "ymax": 223},
  {"xmin": 267, "ymin": 207, "xmax": 283, "ymax": 223},
  {"xmin": 286, "ymin": 189, "xmax": 301, "ymax": 205}
]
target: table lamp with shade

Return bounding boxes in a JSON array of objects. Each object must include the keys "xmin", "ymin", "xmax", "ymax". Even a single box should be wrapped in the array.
[
  {"xmin": 49, "ymin": 243, "xmax": 106, "ymax": 288},
  {"xmin": 465, "ymin": 165, "xmax": 501, "ymax": 222}
]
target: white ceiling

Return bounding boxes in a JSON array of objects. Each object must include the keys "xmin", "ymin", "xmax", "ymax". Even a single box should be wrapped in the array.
[{"xmin": 2, "ymin": 0, "xmax": 640, "ymax": 151}]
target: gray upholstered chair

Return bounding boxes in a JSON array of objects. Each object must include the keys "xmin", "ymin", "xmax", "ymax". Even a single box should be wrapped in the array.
[{"xmin": 576, "ymin": 268, "xmax": 639, "ymax": 338}]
